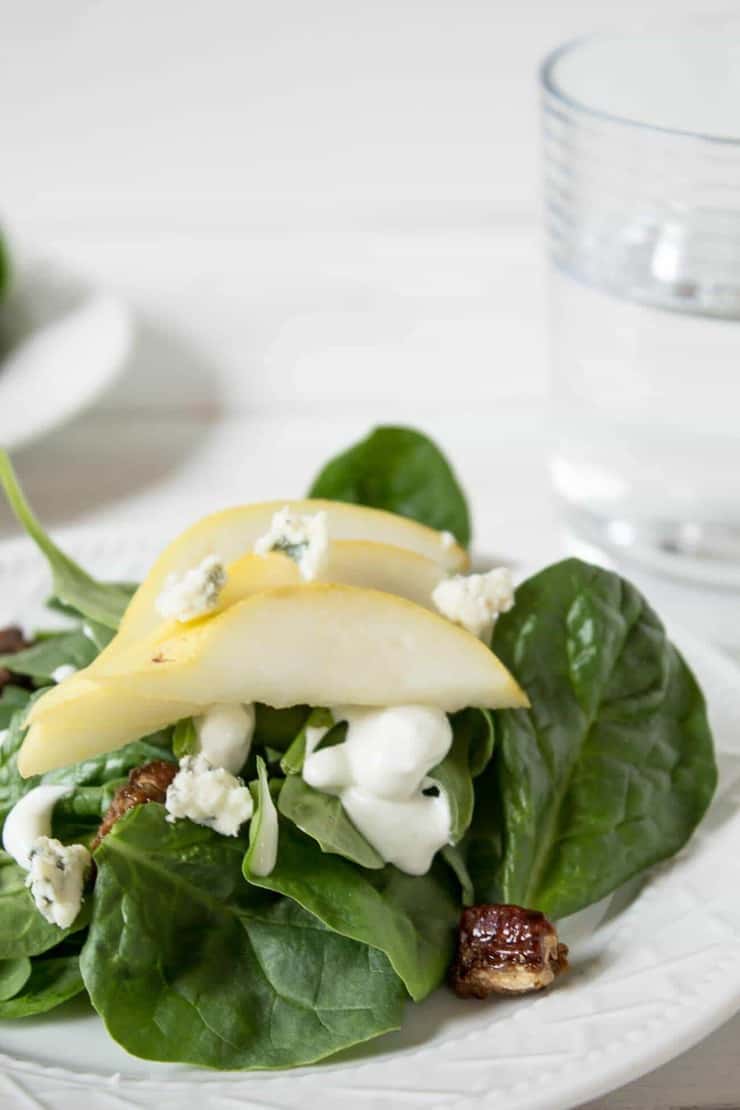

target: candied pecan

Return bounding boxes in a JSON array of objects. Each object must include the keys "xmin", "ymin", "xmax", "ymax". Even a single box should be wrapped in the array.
[
  {"xmin": 91, "ymin": 760, "xmax": 177, "ymax": 851},
  {"xmin": 0, "ymin": 625, "xmax": 33, "ymax": 692},
  {"xmin": 450, "ymin": 903, "xmax": 568, "ymax": 999}
]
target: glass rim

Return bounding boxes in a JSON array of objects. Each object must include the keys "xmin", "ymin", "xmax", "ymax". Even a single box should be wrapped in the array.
[{"xmin": 540, "ymin": 32, "xmax": 740, "ymax": 148}]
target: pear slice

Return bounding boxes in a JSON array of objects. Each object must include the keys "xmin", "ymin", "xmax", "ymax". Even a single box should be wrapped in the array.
[
  {"xmin": 111, "ymin": 500, "xmax": 468, "ymax": 651},
  {"xmin": 19, "ymin": 584, "xmax": 526, "ymax": 776},
  {"xmin": 18, "ymin": 690, "xmax": 194, "ymax": 778},
  {"xmin": 29, "ymin": 542, "xmax": 449, "ymax": 720}
]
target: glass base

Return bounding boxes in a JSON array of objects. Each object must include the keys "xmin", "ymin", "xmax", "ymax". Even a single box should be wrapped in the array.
[{"xmin": 561, "ymin": 504, "xmax": 740, "ymax": 591}]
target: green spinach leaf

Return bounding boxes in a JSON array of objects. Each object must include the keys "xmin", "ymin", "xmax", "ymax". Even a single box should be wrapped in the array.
[
  {"xmin": 277, "ymin": 775, "xmax": 384, "ymax": 870},
  {"xmin": 172, "ymin": 718, "xmax": 198, "ymax": 759},
  {"xmin": 82, "ymin": 804, "xmax": 404, "ymax": 1069},
  {"xmin": 280, "ymin": 707, "xmax": 333, "ymax": 775},
  {"xmin": 0, "ymin": 630, "xmax": 97, "ymax": 683},
  {"xmin": 0, "ymin": 956, "xmax": 31, "ymax": 1000},
  {"xmin": 0, "ymin": 956, "xmax": 84, "ymax": 1018},
  {"xmin": 308, "ymin": 426, "xmax": 471, "ymax": 547},
  {"xmin": 0, "ymin": 852, "xmax": 91, "ymax": 959},
  {"xmin": 470, "ymin": 558, "xmax": 717, "ymax": 920},
  {"xmin": 440, "ymin": 844, "xmax": 474, "ymax": 906},
  {"xmin": 244, "ymin": 815, "xmax": 458, "ymax": 1001},
  {"xmin": 0, "ymin": 452, "xmax": 135, "ymax": 630},
  {"xmin": 0, "ymin": 686, "xmax": 31, "ymax": 730},
  {"xmin": 253, "ymin": 704, "xmax": 310, "ymax": 752}
]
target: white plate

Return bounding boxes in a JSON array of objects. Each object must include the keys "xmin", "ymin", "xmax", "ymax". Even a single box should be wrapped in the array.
[
  {"xmin": 0, "ymin": 530, "xmax": 739, "ymax": 1110},
  {"xmin": 0, "ymin": 254, "xmax": 132, "ymax": 451}
]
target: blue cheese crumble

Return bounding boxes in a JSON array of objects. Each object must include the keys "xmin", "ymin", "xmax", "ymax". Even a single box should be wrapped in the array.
[
  {"xmin": 254, "ymin": 507, "xmax": 329, "ymax": 581},
  {"xmin": 27, "ymin": 837, "xmax": 91, "ymax": 929},
  {"xmin": 432, "ymin": 567, "xmax": 514, "ymax": 640},
  {"xmin": 165, "ymin": 754, "xmax": 253, "ymax": 836},
  {"xmin": 155, "ymin": 555, "xmax": 227, "ymax": 623}
]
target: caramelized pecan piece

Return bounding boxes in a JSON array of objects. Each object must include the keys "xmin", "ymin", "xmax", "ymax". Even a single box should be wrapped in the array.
[
  {"xmin": 450, "ymin": 903, "xmax": 568, "ymax": 999},
  {"xmin": 92, "ymin": 760, "xmax": 177, "ymax": 851}
]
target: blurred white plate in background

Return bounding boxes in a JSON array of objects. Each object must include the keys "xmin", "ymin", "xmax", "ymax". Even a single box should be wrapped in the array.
[{"xmin": 0, "ymin": 254, "xmax": 132, "ymax": 450}]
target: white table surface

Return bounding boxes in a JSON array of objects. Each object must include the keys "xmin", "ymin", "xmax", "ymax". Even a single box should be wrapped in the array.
[{"xmin": 2, "ymin": 2, "xmax": 740, "ymax": 1103}]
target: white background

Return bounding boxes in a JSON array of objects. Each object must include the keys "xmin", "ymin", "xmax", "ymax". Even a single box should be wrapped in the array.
[{"xmin": 2, "ymin": 1, "xmax": 740, "ymax": 1106}]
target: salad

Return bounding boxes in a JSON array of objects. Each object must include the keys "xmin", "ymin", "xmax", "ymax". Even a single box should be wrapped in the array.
[{"xmin": 0, "ymin": 426, "xmax": 716, "ymax": 1069}]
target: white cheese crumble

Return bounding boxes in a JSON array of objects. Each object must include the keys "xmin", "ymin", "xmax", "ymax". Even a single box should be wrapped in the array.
[
  {"xmin": 155, "ymin": 555, "xmax": 227, "ymax": 623},
  {"xmin": 165, "ymin": 754, "xmax": 253, "ymax": 837},
  {"xmin": 302, "ymin": 705, "xmax": 453, "ymax": 875},
  {"xmin": 51, "ymin": 664, "xmax": 77, "ymax": 683},
  {"xmin": 26, "ymin": 837, "xmax": 91, "ymax": 929},
  {"xmin": 432, "ymin": 567, "xmax": 515, "ymax": 640},
  {"xmin": 440, "ymin": 530, "xmax": 456, "ymax": 550},
  {"xmin": 254, "ymin": 507, "xmax": 329, "ymax": 581},
  {"xmin": 3, "ymin": 784, "xmax": 73, "ymax": 869},
  {"xmin": 195, "ymin": 703, "xmax": 255, "ymax": 775}
]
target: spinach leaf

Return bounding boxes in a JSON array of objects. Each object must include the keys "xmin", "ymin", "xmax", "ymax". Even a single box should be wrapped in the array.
[
  {"xmin": 83, "ymin": 804, "xmax": 404, "ymax": 1069},
  {"xmin": 470, "ymin": 558, "xmax": 717, "ymax": 920},
  {"xmin": 0, "ymin": 686, "xmax": 31, "ymax": 730},
  {"xmin": 0, "ymin": 630, "xmax": 97, "ymax": 683},
  {"xmin": 253, "ymin": 704, "xmax": 310, "ymax": 752},
  {"xmin": 0, "ymin": 956, "xmax": 31, "ymax": 1000},
  {"xmin": 172, "ymin": 718, "xmax": 198, "ymax": 759},
  {"xmin": 426, "ymin": 710, "xmax": 495, "ymax": 845},
  {"xmin": 244, "ymin": 815, "xmax": 458, "ymax": 1001},
  {"xmin": 0, "ymin": 852, "xmax": 91, "ymax": 959},
  {"xmin": 308, "ymin": 426, "xmax": 471, "ymax": 547},
  {"xmin": 0, "ymin": 956, "xmax": 84, "ymax": 1018},
  {"xmin": 280, "ymin": 707, "xmax": 333, "ymax": 775},
  {"xmin": 0, "ymin": 452, "xmax": 134, "ymax": 630},
  {"xmin": 440, "ymin": 844, "xmax": 474, "ymax": 906},
  {"xmin": 277, "ymin": 775, "xmax": 384, "ymax": 870}
]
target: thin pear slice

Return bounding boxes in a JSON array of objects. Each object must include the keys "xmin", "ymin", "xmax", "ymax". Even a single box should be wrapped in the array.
[
  {"xmin": 29, "ymin": 542, "xmax": 448, "ymax": 720},
  {"xmin": 19, "ymin": 585, "xmax": 527, "ymax": 777},
  {"xmin": 111, "ymin": 499, "xmax": 468, "ymax": 650},
  {"xmin": 18, "ymin": 691, "xmax": 194, "ymax": 778},
  {"xmin": 98, "ymin": 585, "xmax": 527, "ymax": 711}
]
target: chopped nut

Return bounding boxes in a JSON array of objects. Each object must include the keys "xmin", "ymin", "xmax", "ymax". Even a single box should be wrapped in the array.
[
  {"xmin": 92, "ymin": 760, "xmax": 177, "ymax": 851},
  {"xmin": 450, "ymin": 903, "xmax": 568, "ymax": 999}
]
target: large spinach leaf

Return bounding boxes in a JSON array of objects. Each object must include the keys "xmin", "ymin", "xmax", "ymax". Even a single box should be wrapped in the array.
[
  {"xmin": 0, "ymin": 452, "xmax": 134, "ymax": 630},
  {"xmin": 0, "ymin": 852, "xmax": 91, "ymax": 959},
  {"xmin": 277, "ymin": 775, "xmax": 384, "ymax": 870},
  {"xmin": 308, "ymin": 426, "xmax": 471, "ymax": 547},
  {"xmin": 244, "ymin": 815, "xmax": 458, "ymax": 1001},
  {"xmin": 470, "ymin": 559, "xmax": 717, "ymax": 920},
  {"xmin": 0, "ymin": 956, "xmax": 84, "ymax": 1017},
  {"xmin": 82, "ymin": 804, "xmax": 404, "ymax": 1069}
]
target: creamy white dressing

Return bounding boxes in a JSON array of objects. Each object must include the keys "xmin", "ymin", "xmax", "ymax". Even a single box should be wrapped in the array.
[
  {"xmin": 2, "ymin": 784, "xmax": 73, "ymax": 869},
  {"xmin": 51, "ymin": 664, "xmax": 77, "ymax": 683},
  {"xmin": 195, "ymin": 702, "xmax": 255, "ymax": 775},
  {"xmin": 302, "ymin": 705, "xmax": 453, "ymax": 875}
]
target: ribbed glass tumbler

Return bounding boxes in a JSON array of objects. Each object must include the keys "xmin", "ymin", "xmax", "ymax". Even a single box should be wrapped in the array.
[{"xmin": 541, "ymin": 31, "xmax": 740, "ymax": 589}]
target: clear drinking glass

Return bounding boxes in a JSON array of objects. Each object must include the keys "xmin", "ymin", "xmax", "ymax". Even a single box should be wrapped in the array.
[{"xmin": 541, "ymin": 31, "xmax": 740, "ymax": 593}]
